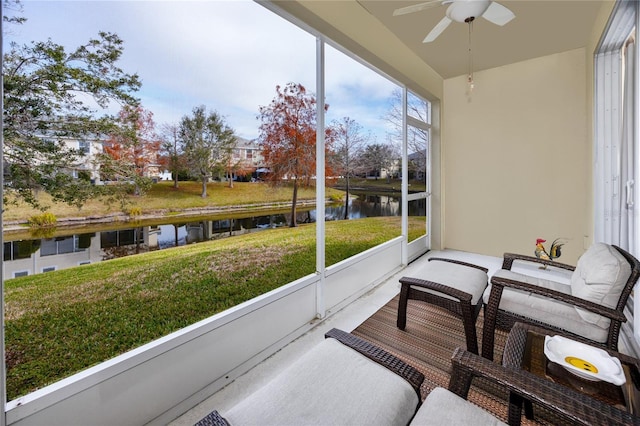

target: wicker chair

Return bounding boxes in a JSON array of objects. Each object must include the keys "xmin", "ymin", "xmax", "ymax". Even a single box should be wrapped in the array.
[{"xmin": 482, "ymin": 244, "xmax": 640, "ymax": 361}]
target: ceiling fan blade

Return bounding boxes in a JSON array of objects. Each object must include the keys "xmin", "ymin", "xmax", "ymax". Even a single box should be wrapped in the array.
[
  {"xmin": 393, "ymin": 1, "xmax": 443, "ymax": 17},
  {"xmin": 482, "ymin": 1, "xmax": 515, "ymax": 26},
  {"xmin": 423, "ymin": 16, "xmax": 452, "ymax": 43}
]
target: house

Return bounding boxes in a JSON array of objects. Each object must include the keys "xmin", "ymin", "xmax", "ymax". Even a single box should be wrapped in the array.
[
  {"xmin": 21, "ymin": 136, "xmax": 106, "ymax": 184},
  {"xmin": 3, "ymin": 1, "xmax": 638, "ymax": 425},
  {"xmin": 60, "ymin": 136, "xmax": 163, "ymax": 183},
  {"xmin": 229, "ymin": 137, "xmax": 265, "ymax": 180},
  {"xmin": 233, "ymin": 137, "xmax": 263, "ymax": 168}
]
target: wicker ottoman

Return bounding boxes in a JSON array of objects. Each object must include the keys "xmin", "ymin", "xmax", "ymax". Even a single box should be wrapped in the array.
[{"xmin": 397, "ymin": 258, "xmax": 489, "ymax": 354}]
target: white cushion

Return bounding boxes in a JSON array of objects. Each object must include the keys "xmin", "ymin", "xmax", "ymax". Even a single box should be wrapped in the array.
[
  {"xmin": 570, "ymin": 243, "xmax": 631, "ymax": 326},
  {"xmin": 224, "ymin": 338, "xmax": 419, "ymax": 426},
  {"xmin": 484, "ymin": 270, "xmax": 609, "ymax": 343},
  {"xmin": 410, "ymin": 387, "xmax": 506, "ymax": 425},
  {"xmin": 410, "ymin": 260, "xmax": 488, "ymax": 304}
]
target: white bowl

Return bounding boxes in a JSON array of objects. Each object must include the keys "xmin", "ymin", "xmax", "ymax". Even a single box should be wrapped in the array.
[{"xmin": 543, "ymin": 335, "xmax": 626, "ymax": 385}]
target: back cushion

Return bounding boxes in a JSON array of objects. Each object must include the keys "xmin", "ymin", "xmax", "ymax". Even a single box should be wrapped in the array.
[{"xmin": 571, "ymin": 243, "xmax": 631, "ymax": 325}]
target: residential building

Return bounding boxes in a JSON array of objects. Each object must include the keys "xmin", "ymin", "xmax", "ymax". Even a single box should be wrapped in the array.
[{"xmin": 229, "ymin": 137, "xmax": 264, "ymax": 180}]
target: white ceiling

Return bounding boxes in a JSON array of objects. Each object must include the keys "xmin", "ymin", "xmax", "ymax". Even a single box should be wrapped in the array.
[{"xmin": 356, "ymin": 0, "xmax": 608, "ymax": 79}]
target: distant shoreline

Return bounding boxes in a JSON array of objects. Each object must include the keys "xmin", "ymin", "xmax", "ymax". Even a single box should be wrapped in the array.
[{"xmin": 2, "ymin": 199, "xmax": 322, "ymax": 235}]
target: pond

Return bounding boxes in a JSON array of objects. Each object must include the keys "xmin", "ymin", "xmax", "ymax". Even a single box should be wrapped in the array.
[{"xmin": 3, "ymin": 193, "xmax": 426, "ymax": 279}]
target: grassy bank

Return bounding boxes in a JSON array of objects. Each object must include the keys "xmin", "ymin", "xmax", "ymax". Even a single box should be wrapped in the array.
[
  {"xmin": 3, "ymin": 181, "xmax": 345, "ymax": 223},
  {"xmin": 5, "ymin": 216, "xmax": 425, "ymax": 400},
  {"xmin": 334, "ymin": 178, "xmax": 427, "ymax": 193}
]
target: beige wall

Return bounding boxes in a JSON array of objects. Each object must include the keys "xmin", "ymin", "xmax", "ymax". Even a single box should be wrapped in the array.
[{"xmin": 442, "ymin": 48, "xmax": 589, "ymax": 264}]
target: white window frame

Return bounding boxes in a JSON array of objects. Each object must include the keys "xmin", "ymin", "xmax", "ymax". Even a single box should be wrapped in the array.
[{"xmin": 594, "ymin": 0, "xmax": 639, "ymax": 349}]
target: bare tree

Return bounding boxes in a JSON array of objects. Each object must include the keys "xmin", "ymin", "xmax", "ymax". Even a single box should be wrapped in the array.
[
  {"xmin": 159, "ymin": 123, "xmax": 183, "ymax": 189},
  {"xmin": 331, "ymin": 117, "xmax": 369, "ymax": 219},
  {"xmin": 383, "ymin": 88, "xmax": 429, "ymax": 175}
]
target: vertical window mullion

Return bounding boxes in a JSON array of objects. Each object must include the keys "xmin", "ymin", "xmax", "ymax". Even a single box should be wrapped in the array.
[{"xmin": 315, "ymin": 37, "xmax": 326, "ymax": 319}]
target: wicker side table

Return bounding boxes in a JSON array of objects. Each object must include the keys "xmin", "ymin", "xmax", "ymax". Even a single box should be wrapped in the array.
[{"xmin": 502, "ymin": 322, "xmax": 640, "ymax": 425}]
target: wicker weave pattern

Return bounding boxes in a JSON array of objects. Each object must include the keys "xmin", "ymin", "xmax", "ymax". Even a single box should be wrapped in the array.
[
  {"xmin": 482, "ymin": 245, "xmax": 640, "ymax": 361},
  {"xmin": 325, "ymin": 328, "xmax": 425, "ymax": 397},
  {"xmin": 398, "ymin": 257, "xmax": 488, "ymax": 354},
  {"xmin": 194, "ymin": 410, "xmax": 229, "ymax": 426}
]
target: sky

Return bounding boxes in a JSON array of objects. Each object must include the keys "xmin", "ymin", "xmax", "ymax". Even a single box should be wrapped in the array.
[{"xmin": 5, "ymin": 0, "xmax": 401, "ymax": 142}]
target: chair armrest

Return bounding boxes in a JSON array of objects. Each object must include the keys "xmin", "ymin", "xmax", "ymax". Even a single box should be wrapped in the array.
[
  {"xmin": 448, "ymin": 347, "xmax": 640, "ymax": 426},
  {"xmin": 324, "ymin": 328, "xmax": 424, "ymax": 397},
  {"xmin": 490, "ymin": 275, "xmax": 627, "ymax": 323},
  {"xmin": 399, "ymin": 276, "xmax": 472, "ymax": 302},
  {"xmin": 428, "ymin": 257, "xmax": 489, "ymax": 273},
  {"xmin": 502, "ymin": 252, "xmax": 575, "ymax": 272}
]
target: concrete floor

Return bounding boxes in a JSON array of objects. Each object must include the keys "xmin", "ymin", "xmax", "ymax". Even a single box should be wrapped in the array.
[{"xmin": 170, "ymin": 248, "xmax": 577, "ymax": 425}]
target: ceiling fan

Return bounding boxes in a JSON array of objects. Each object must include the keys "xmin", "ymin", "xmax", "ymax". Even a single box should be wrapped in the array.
[{"xmin": 393, "ymin": 0, "xmax": 515, "ymax": 43}]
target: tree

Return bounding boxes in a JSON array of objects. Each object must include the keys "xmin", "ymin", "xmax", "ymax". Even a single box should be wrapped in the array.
[
  {"xmin": 102, "ymin": 105, "xmax": 160, "ymax": 195},
  {"xmin": 383, "ymin": 88, "xmax": 429, "ymax": 181},
  {"xmin": 179, "ymin": 106, "xmax": 236, "ymax": 198},
  {"xmin": 223, "ymin": 154, "xmax": 254, "ymax": 189},
  {"xmin": 258, "ymin": 83, "xmax": 334, "ymax": 227},
  {"xmin": 3, "ymin": 5, "xmax": 141, "ymax": 209},
  {"xmin": 159, "ymin": 123, "xmax": 184, "ymax": 189},
  {"xmin": 406, "ymin": 120, "xmax": 428, "ymax": 182},
  {"xmin": 361, "ymin": 142, "xmax": 398, "ymax": 181},
  {"xmin": 331, "ymin": 117, "xmax": 369, "ymax": 219}
]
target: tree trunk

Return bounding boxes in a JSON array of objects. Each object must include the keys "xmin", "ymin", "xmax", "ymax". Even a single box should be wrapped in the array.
[
  {"xmin": 343, "ymin": 176, "xmax": 350, "ymax": 220},
  {"xmin": 290, "ymin": 179, "xmax": 298, "ymax": 227},
  {"xmin": 201, "ymin": 177, "xmax": 207, "ymax": 198}
]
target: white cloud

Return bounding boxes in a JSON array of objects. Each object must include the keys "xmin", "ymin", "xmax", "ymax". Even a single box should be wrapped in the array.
[{"xmin": 11, "ymin": 0, "xmax": 401, "ymax": 140}]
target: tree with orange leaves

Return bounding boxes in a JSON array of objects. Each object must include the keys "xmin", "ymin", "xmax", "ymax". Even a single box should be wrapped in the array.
[
  {"xmin": 102, "ymin": 105, "xmax": 161, "ymax": 195},
  {"xmin": 258, "ymin": 83, "xmax": 335, "ymax": 227},
  {"xmin": 224, "ymin": 155, "xmax": 254, "ymax": 188}
]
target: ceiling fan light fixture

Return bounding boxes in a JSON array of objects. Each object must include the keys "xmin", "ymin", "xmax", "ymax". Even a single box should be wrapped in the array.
[{"xmin": 445, "ymin": 0, "xmax": 491, "ymax": 23}]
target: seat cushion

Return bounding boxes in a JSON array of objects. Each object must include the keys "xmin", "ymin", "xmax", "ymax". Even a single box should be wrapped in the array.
[
  {"xmin": 409, "ymin": 259, "xmax": 488, "ymax": 304},
  {"xmin": 410, "ymin": 387, "xmax": 506, "ymax": 426},
  {"xmin": 223, "ymin": 337, "xmax": 419, "ymax": 426},
  {"xmin": 570, "ymin": 243, "xmax": 631, "ymax": 326},
  {"xmin": 484, "ymin": 270, "xmax": 609, "ymax": 343}
]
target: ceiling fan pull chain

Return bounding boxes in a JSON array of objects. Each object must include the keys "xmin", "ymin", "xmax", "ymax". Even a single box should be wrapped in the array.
[{"xmin": 467, "ymin": 18, "xmax": 474, "ymax": 91}]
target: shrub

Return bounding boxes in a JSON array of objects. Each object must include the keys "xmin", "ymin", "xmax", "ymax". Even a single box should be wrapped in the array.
[
  {"xmin": 27, "ymin": 212, "xmax": 57, "ymax": 228},
  {"xmin": 128, "ymin": 206, "xmax": 142, "ymax": 217}
]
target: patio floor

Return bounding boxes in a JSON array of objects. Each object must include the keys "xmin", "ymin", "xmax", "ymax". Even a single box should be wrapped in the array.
[{"xmin": 172, "ymin": 249, "xmax": 567, "ymax": 425}]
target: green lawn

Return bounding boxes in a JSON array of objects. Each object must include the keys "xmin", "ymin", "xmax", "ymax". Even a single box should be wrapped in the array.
[
  {"xmin": 4, "ymin": 216, "xmax": 426, "ymax": 400},
  {"xmin": 3, "ymin": 181, "xmax": 345, "ymax": 223}
]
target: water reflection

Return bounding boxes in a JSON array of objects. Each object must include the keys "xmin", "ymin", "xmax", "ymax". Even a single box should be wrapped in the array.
[{"xmin": 3, "ymin": 194, "xmax": 425, "ymax": 279}]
